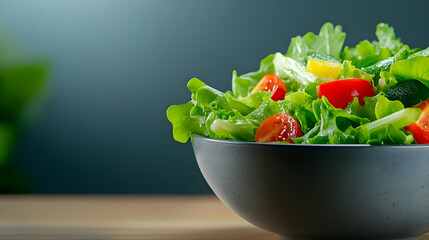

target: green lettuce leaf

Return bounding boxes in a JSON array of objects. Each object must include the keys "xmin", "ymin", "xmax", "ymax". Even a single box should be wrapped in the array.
[
  {"xmin": 168, "ymin": 78, "xmax": 259, "ymax": 143},
  {"xmin": 343, "ymin": 40, "xmax": 391, "ymax": 68},
  {"xmin": 359, "ymin": 124, "xmax": 414, "ymax": 145},
  {"xmin": 293, "ymin": 97, "xmax": 369, "ymax": 144},
  {"xmin": 286, "ymin": 23, "xmax": 346, "ymax": 63},
  {"xmin": 374, "ymin": 95, "xmax": 404, "ymax": 119},
  {"xmin": 293, "ymin": 104, "xmax": 317, "ymax": 134},
  {"xmin": 345, "ymin": 95, "xmax": 380, "ymax": 121},
  {"xmin": 339, "ymin": 60, "xmax": 374, "ymax": 81},
  {"xmin": 286, "ymin": 23, "xmax": 346, "ymax": 62},
  {"xmin": 390, "ymin": 56, "xmax": 429, "ymax": 87},
  {"xmin": 342, "ymin": 23, "xmax": 404, "ymax": 68},
  {"xmin": 187, "ymin": 77, "xmax": 206, "ymax": 97},
  {"xmin": 190, "ymin": 78, "xmax": 254, "ymax": 115},
  {"xmin": 375, "ymin": 23, "xmax": 404, "ymax": 53},
  {"xmin": 272, "ymin": 53, "xmax": 321, "ymax": 92},
  {"xmin": 237, "ymin": 91, "xmax": 271, "ymax": 109},
  {"xmin": 408, "ymin": 46, "xmax": 429, "ymax": 58},
  {"xmin": 362, "ymin": 45, "xmax": 414, "ymax": 78},
  {"xmin": 345, "ymin": 94, "xmax": 404, "ymax": 121},
  {"xmin": 166, "ymin": 101, "xmax": 207, "ymax": 143},
  {"xmin": 208, "ymin": 110, "xmax": 257, "ymax": 141}
]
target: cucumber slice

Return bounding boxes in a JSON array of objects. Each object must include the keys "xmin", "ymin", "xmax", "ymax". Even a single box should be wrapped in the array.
[{"xmin": 385, "ymin": 80, "xmax": 429, "ymax": 108}]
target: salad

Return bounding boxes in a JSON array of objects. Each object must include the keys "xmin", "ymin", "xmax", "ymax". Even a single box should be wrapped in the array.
[{"xmin": 167, "ymin": 23, "xmax": 429, "ymax": 145}]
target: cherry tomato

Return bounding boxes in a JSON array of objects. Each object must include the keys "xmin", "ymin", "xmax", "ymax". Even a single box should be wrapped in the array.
[
  {"xmin": 255, "ymin": 113, "xmax": 302, "ymax": 143},
  {"xmin": 317, "ymin": 78, "xmax": 376, "ymax": 109},
  {"xmin": 251, "ymin": 74, "xmax": 288, "ymax": 101},
  {"xmin": 404, "ymin": 99, "xmax": 429, "ymax": 144}
]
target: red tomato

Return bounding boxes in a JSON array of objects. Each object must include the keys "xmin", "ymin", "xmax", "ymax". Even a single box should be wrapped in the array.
[
  {"xmin": 404, "ymin": 99, "xmax": 429, "ymax": 144},
  {"xmin": 317, "ymin": 78, "xmax": 376, "ymax": 109},
  {"xmin": 251, "ymin": 74, "xmax": 288, "ymax": 101},
  {"xmin": 255, "ymin": 113, "xmax": 302, "ymax": 143}
]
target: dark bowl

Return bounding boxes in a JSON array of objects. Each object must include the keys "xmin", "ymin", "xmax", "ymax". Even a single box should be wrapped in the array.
[{"xmin": 192, "ymin": 135, "xmax": 429, "ymax": 240}]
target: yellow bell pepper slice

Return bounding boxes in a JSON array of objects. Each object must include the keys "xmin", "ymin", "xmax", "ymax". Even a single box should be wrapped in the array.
[{"xmin": 306, "ymin": 59, "xmax": 342, "ymax": 80}]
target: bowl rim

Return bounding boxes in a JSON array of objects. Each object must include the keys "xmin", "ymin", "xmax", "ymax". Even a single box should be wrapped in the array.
[{"xmin": 192, "ymin": 134, "xmax": 429, "ymax": 149}]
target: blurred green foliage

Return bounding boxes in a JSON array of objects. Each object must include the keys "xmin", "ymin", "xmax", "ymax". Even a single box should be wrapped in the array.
[{"xmin": 0, "ymin": 43, "xmax": 47, "ymax": 193}]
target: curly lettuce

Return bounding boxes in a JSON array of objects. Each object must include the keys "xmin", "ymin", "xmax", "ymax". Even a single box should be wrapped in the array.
[{"xmin": 167, "ymin": 22, "xmax": 428, "ymax": 145}]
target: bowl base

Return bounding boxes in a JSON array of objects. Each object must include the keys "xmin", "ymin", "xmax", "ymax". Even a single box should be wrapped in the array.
[{"xmin": 277, "ymin": 236, "xmax": 421, "ymax": 240}]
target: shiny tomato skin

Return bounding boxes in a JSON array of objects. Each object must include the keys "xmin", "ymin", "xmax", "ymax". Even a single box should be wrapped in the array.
[
  {"xmin": 270, "ymin": 85, "xmax": 288, "ymax": 101},
  {"xmin": 251, "ymin": 74, "xmax": 288, "ymax": 101},
  {"xmin": 255, "ymin": 113, "xmax": 302, "ymax": 143},
  {"xmin": 404, "ymin": 122, "xmax": 429, "ymax": 144},
  {"xmin": 317, "ymin": 78, "xmax": 376, "ymax": 109},
  {"xmin": 404, "ymin": 99, "xmax": 429, "ymax": 144}
]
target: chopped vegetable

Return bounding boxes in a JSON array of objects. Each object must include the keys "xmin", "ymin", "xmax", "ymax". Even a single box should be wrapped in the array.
[
  {"xmin": 404, "ymin": 100, "xmax": 429, "ymax": 144},
  {"xmin": 306, "ymin": 59, "xmax": 342, "ymax": 79},
  {"xmin": 317, "ymin": 79, "xmax": 376, "ymax": 109},
  {"xmin": 385, "ymin": 80, "xmax": 429, "ymax": 108},
  {"xmin": 255, "ymin": 113, "xmax": 302, "ymax": 143},
  {"xmin": 361, "ymin": 108, "xmax": 421, "ymax": 137},
  {"xmin": 251, "ymin": 74, "xmax": 287, "ymax": 101}
]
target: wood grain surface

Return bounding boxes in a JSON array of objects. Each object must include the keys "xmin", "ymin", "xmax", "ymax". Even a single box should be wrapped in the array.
[
  {"xmin": 0, "ymin": 195, "xmax": 427, "ymax": 240},
  {"xmin": 0, "ymin": 195, "xmax": 277, "ymax": 240}
]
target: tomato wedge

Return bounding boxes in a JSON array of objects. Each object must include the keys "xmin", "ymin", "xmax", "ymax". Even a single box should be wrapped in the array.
[
  {"xmin": 255, "ymin": 113, "xmax": 302, "ymax": 143},
  {"xmin": 251, "ymin": 74, "xmax": 287, "ymax": 101},
  {"xmin": 317, "ymin": 78, "xmax": 376, "ymax": 109},
  {"xmin": 404, "ymin": 99, "xmax": 429, "ymax": 144}
]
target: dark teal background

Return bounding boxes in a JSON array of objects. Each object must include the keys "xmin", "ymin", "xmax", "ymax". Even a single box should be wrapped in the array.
[{"xmin": 0, "ymin": 0, "xmax": 428, "ymax": 193}]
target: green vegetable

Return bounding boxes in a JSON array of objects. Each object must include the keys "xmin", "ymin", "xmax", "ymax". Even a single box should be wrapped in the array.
[
  {"xmin": 339, "ymin": 60, "xmax": 374, "ymax": 81},
  {"xmin": 390, "ymin": 56, "xmax": 429, "ymax": 87},
  {"xmin": 374, "ymin": 95, "xmax": 404, "ymax": 119},
  {"xmin": 355, "ymin": 106, "xmax": 420, "ymax": 145},
  {"xmin": 286, "ymin": 23, "xmax": 346, "ymax": 63},
  {"xmin": 209, "ymin": 110, "xmax": 257, "ymax": 142},
  {"xmin": 375, "ymin": 23, "xmax": 404, "ymax": 53},
  {"xmin": 361, "ymin": 45, "xmax": 414, "ymax": 78},
  {"xmin": 166, "ymin": 102, "xmax": 207, "ymax": 143},
  {"xmin": 385, "ymin": 80, "xmax": 429, "ymax": 107},
  {"xmin": 408, "ymin": 46, "xmax": 429, "ymax": 58},
  {"xmin": 343, "ymin": 40, "xmax": 391, "ymax": 68},
  {"xmin": 272, "ymin": 53, "xmax": 321, "ymax": 92},
  {"xmin": 342, "ymin": 23, "xmax": 404, "ymax": 68},
  {"xmin": 378, "ymin": 71, "xmax": 398, "ymax": 92},
  {"xmin": 293, "ymin": 97, "xmax": 369, "ymax": 144},
  {"xmin": 359, "ymin": 124, "xmax": 414, "ymax": 145},
  {"xmin": 345, "ymin": 95, "xmax": 379, "ymax": 121},
  {"xmin": 360, "ymin": 108, "xmax": 421, "ymax": 136}
]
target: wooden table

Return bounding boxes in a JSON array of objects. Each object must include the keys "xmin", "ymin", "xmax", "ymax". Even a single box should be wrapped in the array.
[
  {"xmin": 0, "ymin": 195, "xmax": 277, "ymax": 240},
  {"xmin": 0, "ymin": 195, "xmax": 428, "ymax": 240}
]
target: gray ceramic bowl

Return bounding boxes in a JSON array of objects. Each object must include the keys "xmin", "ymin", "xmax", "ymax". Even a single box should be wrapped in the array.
[{"xmin": 192, "ymin": 135, "xmax": 429, "ymax": 240}]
